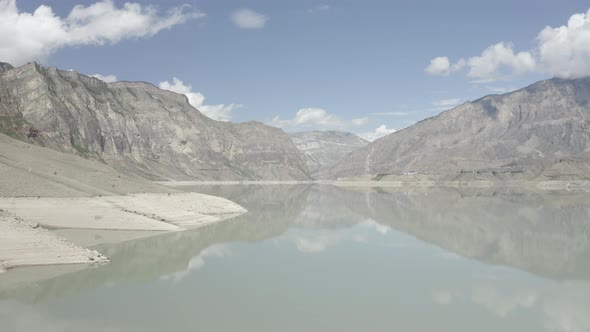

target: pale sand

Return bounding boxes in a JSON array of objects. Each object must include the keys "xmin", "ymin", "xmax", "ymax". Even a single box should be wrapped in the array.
[
  {"xmin": 0, "ymin": 134, "xmax": 248, "ymax": 278},
  {"xmin": 0, "ymin": 193, "xmax": 247, "ymax": 274},
  {"xmin": 0, "ymin": 193, "xmax": 246, "ymax": 231},
  {"xmin": 0, "ymin": 211, "xmax": 108, "ymax": 272},
  {"xmin": 0, "ymin": 197, "xmax": 182, "ymax": 231},
  {"xmin": 0, "ymin": 133, "xmax": 173, "ymax": 197}
]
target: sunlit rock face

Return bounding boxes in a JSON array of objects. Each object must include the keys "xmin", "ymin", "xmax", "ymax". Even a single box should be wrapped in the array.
[
  {"xmin": 328, "ymin": 77, "xmax": 590, "ymax": 180},
  {"xmin": 0, "ymin": 63, "xmax": 311, "ymax": 181},
  {"xmin": 289, "ymin": 131, "xmax": 368, "ymax": 176}
]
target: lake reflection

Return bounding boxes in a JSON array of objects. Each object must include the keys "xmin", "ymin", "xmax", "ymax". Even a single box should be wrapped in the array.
[{"xmin": 1, "ymin": 185, "xmax": 590, "ymax": 332}]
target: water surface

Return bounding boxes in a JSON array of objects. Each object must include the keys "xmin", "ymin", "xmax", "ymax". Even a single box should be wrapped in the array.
[{"xmin": 1, "ymin": 185, "xmax": 589, "ymax": 332}]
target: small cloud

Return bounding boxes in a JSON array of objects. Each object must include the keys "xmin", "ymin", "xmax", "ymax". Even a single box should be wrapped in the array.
[
  {"xmin": 485, "ymin": 86, "xmax": 516, "ymax": 94},
  {"xmin": 90, "ymin": 73, "xmax": 118, "ymax": 83},
  {"xmin": 351, "ymin": 117, "xmax": 368, "ymax": 126},
  {"xmin": 231, "ymin": 9, "xmax": 268, "ymax": 29},
  {"xmin": 432, "ymin": 98, "xmax": 463, "ymax": 107},
  {"xmin": 358, "ymin": 124, "xmax": 396, "ymax": 142},
  {"xmin": 308, "ymin": 4, "xmax": 330, "ymax": 14},
  {"xmin": 159, "ymin": 77, "xmax": 241, "ymax": 121},
  {"xmin": 269, "ymin": 108, "xmax": 364, "ymax": 131},
  {"xmin": 425, "ymin": 56, "xmax": 465, "ymax": 76},
  {"xmin": 372, "ymin": 111, "xmax": 409, "ymax": 116}
]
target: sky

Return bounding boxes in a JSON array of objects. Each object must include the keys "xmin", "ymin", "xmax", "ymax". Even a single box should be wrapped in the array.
[{"xmin": 1, "ymin": 0, "xmax": 590, "ymax": 141}]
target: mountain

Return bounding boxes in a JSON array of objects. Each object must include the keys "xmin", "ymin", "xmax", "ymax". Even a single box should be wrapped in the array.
[
  {"xmin": 289, "ymin": 131, "xmax": 368, "ymax": 174},
  {"xmin": 0, "ymin": 132, "xmax": 172, "ymax": 197},
  {"xmin": 0, "ymin": 62, "xmax": 310, "ymax": 181},
  {"xmin": 0, "ymin": 62, "xmax": 13, "ymax": 73},
  {"xmin": 328, "ymin": 77, "xmax": 590, "ymax": 181}
]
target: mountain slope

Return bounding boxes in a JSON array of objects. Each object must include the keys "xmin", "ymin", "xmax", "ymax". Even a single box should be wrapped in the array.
[
  {"xmin": 0, "ymin": 132, "xmax": 173, "ymax": 197},
  {"xmin": 289, "ymin": 131, "xmax": 368, "ymax": 174},
  {"xmin": 328, "ymin": 77, "xmax": 590, "ymax": 180},
  {"xmin": 0, "ymin": 63, "xmax": 310, "ymax": 181}
]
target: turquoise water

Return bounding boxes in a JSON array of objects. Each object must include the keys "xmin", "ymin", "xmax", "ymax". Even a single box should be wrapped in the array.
[{"xmin": 1, "ymin": 185, "xmax": 589, "ymax": 332}]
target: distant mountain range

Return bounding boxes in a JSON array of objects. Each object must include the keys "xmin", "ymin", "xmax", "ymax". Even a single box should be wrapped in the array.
[
  {"xmin": 289, "ymin": 131, "xmax": 368, "ymax": 175},
  {"xmin": 2, "ymin": 61, "xmax": 589, "ymax": 183},
  {"xmin": 328, "ymin": 77, "xmax": 590, "ymax": 181}
]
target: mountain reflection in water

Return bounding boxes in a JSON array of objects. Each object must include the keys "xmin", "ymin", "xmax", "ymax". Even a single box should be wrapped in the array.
[{"xmin": 1, "ymin": 185, "xmax": 589, "ymax": 332}]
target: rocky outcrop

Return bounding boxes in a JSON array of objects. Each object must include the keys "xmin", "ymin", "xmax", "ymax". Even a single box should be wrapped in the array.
[
  {"xmin": 0, "ymin": 62, "xmax": 13, "ymax": 73},
  {"xmin": 289, "ymin": 131, "xmax": 368, "ymax": 175},
  {"xmin": 0, "ymin": 62, "xmax": 310, "ymax": 180},
  {"xmin": 328, "ymin": 77, "xmax": 590, "ymax": 180}
]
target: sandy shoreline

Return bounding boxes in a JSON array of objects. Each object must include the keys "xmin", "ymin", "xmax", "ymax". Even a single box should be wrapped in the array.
[
  {"xmin": 0, "ymin": 193, "xmax": 247, "ymax": 274},
  {"xmin": 0, "ymin": 134, "xmax": 250, "ymax": 281},
  {"xmin": 0, "ymin": 210, "xmax": 108, "ymax": 272}
]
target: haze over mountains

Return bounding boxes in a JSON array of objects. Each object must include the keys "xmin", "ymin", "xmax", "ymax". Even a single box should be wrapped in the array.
[{"xmin": 1, "ymin": 61, "xmax": 590, "ymax": 183}]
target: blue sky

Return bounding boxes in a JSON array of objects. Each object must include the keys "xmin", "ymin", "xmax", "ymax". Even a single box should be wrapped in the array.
[{"xmin": 2, "ymin": 0, "xmax": 590, "ymax": 140}]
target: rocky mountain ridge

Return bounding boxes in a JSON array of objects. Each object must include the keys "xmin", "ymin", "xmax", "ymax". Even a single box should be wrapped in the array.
[
  {"xmin": 328, "ymin": 77, "xmax": 590, "ymax": 181},
  {"xmin": 289, "ymin": 130, "xmax": 368, "ymax": 175},
  {"xmin": 0, "ymin": 62, "xmax": 311, "ymax": 181}
]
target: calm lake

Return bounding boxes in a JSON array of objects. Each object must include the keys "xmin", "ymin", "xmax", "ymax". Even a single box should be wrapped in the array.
[{"xmin": 1, "ymin": 185, "xmax": 589, "ymax": 332}]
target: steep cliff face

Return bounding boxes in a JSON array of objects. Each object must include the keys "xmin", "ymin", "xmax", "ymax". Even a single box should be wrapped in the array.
[
  {"xmin": 289, "ymin": 131, "xmax": 368, "ymax": 174},
  {"xmin": 328, "ymin": 78, "xmax": 590, "ymax": 180},
  {"xmin": 0, "ymin": 63, "xmax": 310, "ymax": 180}
]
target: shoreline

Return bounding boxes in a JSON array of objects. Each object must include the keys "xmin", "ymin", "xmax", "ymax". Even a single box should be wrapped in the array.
[
  {"xmin": 156, "ymin": 179, "xmax": 590, "ymax": 192},
  {"xmin": 2, "ymin": 178, "xmax": 588, "ymax": 278},
  {"xmin": 0, "ymin": 192, "xmax": 247, "ymax": 274}
]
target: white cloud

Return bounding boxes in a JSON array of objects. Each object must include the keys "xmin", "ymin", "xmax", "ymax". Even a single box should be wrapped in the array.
[
  {"xmin": 308, "ymin": 5, "xmax": 330, "ymax": 14},
  {"xmin": 358, "ymin": 124, "xmax": 396, "ymax": 142},
  {"xmin": 425, "ymin": 57, "xmax": 451, "ymax": 76},
  {"xmin": 90, "ymin": 73, "xmax": 117, "ymax": 83},
  {"xmin": 0, "ymin": 0, "xmax": 204, "ymax": 66},
  {"xmin": 231, "ymin": 9, "xmax": 268, "ymax": 29},
  {"xmin": 485, "ymin": 86, "xmax": 516, "ymax": 94},
  {"xmin": 425, "ymin": 56, "xmax": 465, "ymax": 76},
  {"xmin": 426, "ymin": 8, "xmax": 590, "ymax": 80},
  {"xmin": 432, "ymin": 98, "xmax": 463, "ymax": 107},
  {"xmin": 372, "ymin": 111, "xmax": 409, "ymax": 116},
  {"xmin": 352, "ymin": 117, "xmax": 368, "ymax": 126},
  {"xmin": 465, "ymin": 43, "xmax": 536, "ymax": 81},
  {"xmin": 537, "ymin": 9, "xmax": 590, "ymax": 78},
  {"xmin": 159, "ymin": 77, "xmax": 241, "ymax": 122},
  {"xmin": 269, "ymin": 108, "xmax": 366, "ymax": 131}
]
